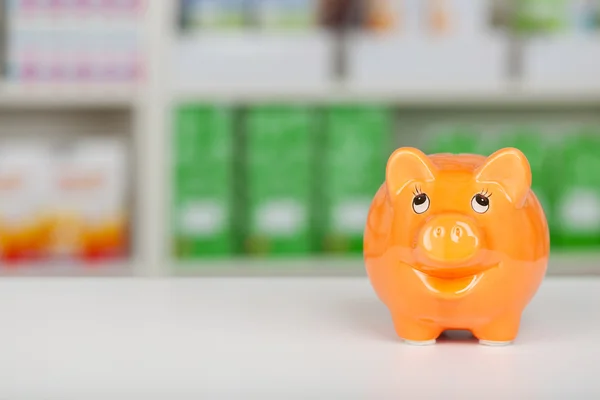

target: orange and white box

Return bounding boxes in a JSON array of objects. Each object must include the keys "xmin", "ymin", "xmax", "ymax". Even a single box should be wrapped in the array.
[
  {"xmin": 0, "ymin": 140, "xmax": 53, "ymax": 264},
  {"xmin": 49, "ymin": 138, "xmax": 129, "ymax": 262}
]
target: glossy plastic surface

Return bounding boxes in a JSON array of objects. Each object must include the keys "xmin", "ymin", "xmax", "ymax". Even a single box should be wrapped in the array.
[{"xmin": 364, "ymin": 147, "xmax": 550, "ymax": 345}]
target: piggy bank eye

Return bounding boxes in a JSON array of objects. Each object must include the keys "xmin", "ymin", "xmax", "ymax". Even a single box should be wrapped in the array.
[
  {"xmin": 412, "ymin": 193, "xmax": 430, "ymax": 214},
  {"xmin": 472, "ymin": 194, "xmax": 490, "ymax": 214}
]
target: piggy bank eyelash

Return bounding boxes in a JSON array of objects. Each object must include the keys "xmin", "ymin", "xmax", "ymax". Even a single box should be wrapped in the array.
[
  {"xmin": 412, "ymin": 185, "xmax": 423, "ymax": 196},
  {"xmin": 480, "ymin": 188, "xmax": 493, "ymax": 198}
]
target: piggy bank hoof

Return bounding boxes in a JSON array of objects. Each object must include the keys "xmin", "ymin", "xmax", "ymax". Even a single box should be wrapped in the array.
[
  {"xmin": 403, "ymin": 339, "xmax": 436, "ymax": 346},
  {"xmin": 479, "ymin": 340, "xmax": 513, "ymax": 347}
]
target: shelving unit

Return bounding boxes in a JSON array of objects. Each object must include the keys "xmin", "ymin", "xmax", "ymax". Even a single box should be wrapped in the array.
[
  {"xmin": 1, "ymin": 1, "xmax": 600, "ymax": 277},
  {"xmin": 0, "ymin": 1, "xmax": 161, "ymax": 277},
  {"xmin": 163, "ymin": 2, "xmax": 600, "ymax": 278}
]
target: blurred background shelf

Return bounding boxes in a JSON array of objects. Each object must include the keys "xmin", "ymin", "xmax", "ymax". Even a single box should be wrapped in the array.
[{"xmin": 0, "ymin": 0, "xmax": 598, "ymax": 278}]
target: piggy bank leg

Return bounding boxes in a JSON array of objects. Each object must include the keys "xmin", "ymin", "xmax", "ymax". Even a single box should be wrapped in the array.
[
  {"xmin": 472, "ymin": 313, "xmax": 521, "ymax": 346},
  {"xmin": 392, "ymin": 315, "xmax": 442, "ymax": 345}
]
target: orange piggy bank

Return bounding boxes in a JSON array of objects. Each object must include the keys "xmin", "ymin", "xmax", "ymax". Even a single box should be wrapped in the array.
[{"xmin": 364, "ymin": 147, "xmax": 549, "ymax": 346}]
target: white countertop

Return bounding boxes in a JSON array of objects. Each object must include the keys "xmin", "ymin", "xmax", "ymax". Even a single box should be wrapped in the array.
[{"xmin": 0, "ymin": 276, "xmax": 598, "ymax": 399}]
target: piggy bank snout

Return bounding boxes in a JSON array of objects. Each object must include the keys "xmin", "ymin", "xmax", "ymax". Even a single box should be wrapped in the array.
[{"xmin": 417, "ymin": 215, "xmax": 483, "ymax": 263}]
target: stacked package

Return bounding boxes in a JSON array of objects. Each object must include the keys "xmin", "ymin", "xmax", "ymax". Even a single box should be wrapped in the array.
[
  {"xmin": 6, "ymin": 0, "xmax": 145, "ymax": 83},
  {"xmin": 0, "ymin": 137, "xmax": 130, "ymax": 265}
]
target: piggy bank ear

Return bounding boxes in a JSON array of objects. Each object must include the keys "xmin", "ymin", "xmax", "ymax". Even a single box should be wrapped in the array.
[
  {"xmin": 475, "ymin": 148, "xmax": 532, "ymax": 207},
  {"xmin": 386, "ymin": 147, "xmax": 437, "ymax": 197}
]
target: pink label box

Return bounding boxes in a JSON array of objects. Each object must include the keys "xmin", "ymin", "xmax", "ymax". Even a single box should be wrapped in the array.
[{"xmin": 15, "ymin": 0, "xmax": 144, "ymax": 17}]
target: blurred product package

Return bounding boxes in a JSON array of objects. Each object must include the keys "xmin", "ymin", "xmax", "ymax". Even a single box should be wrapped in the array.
[
  {"xmin": 174, "ymin": 0, "xmax": 334, "ymax": 90},
  {"xmin": 318, "ymin": 0, "xmax": 365, "ymax": 30},
  {"xmin": 363, "ymin": 0, "xmax": 402, "ymax": 32},
  {"xmin": 244, "ymin": 105, "xmax": 316, "ymax": 256},
  {"xmin": 255, "ymin": 0, "xmax": 319, "ymax": 30},
  {"xmin": 181, "ymin": 0, "xmax": 248, "ymax": 30},
  {"xmin": 567, "ymin": 0, "xmax": 599, "ymax": 32},
  {"xmin": 172, "ymin": 105, "xmax": 236, "ymax": 259},
  {"xmin": 9, "ymin": 0, "xmax": 143, "ymax": 14},
  {"xmin": 513, "ymin": 0, "xmax": 568, "ymax": 34},
  {"xmin": 0, "ymin": 137, "xmax": 130, "ymax": 265},
  {"xmin": 553, "ymin": 128, "xmax": 600, "ymax": 249},
  {"xmin": 515, "ymin": 0, "xmax": 600, "ymax": 34},
  {"xmin": 180, "ymin": 0, "xmax": 325, "ymax": 31},
  {"xmin": 427, "ymin": 0, "xmax": 453, "ymax": 34},
  {"xmin": 6, "ymin": 0, "xmax": 144, "ymax": 83},
  {"xmin": 345, "ymin": 0, "xmax": 503, "ymax": 90},
  {"xmin": 518, "ymin": 1, "xmax": 600, "ymax": 90},
  {"xmin": 320, "ymin": 105, "xmax": 391, "ymax": 254},
  {"xmin": 49, "ymin": 138, "xmax": 129, "ymax": 262},
  {"xmin": 0, "ymin": 140, "xmax": 52, "ymax": 263},
  {"xmin": 348, "ymin": 0, "xmax": 494, "ymax": 35},
  {"xmin": 321, "ymin": 0, "xmax": 408, "ymax": 33},
  {"xmin": 426, "ymin": 0, "xmax": 494, "ymax": 36}
]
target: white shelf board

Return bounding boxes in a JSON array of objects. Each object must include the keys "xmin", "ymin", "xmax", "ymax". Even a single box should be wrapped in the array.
[
  {"xmin": 170, "ymin": 252, "xmax": 600, "ymax": 277},
  {"xmin": 0, "ymin": 261, "xmax": 135, "ymax": 277},
  {"xmin": 172, "ymin": 83, "xmax": 600, "ymax": 107},
  {"xmin": 0, "ymin": 276, "xmax": 598, "ymax": 397},
  {"xmin": 0, "ymin": 83, "xmax": 141, "ymax": 109}
]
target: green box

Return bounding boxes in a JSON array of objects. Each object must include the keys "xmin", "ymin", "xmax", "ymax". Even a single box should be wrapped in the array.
[
  {"xmin": 244, "ymin": 105, "xmax": 316, "ymax": 256},
  {"xmin": 183, "ymin": 0, "xmax": 248, "ymax": 31},
  {"xmin": 513, "ymin": 0, "xmax": 568, "ymax": 34},
  {"xmin": 172, "ymin": 104, "xmax": 236, "ymax": 259},
  {"xmin": 553, "ymin": 127, "xmax": 600, "ymax": 250},
  {"xmin": 320, "ymin": 105, "xmax": 392, "ymax": 254},
  {"xmin": 256, "ymin": 0, "xmax": 317, "ymax": 30}
]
